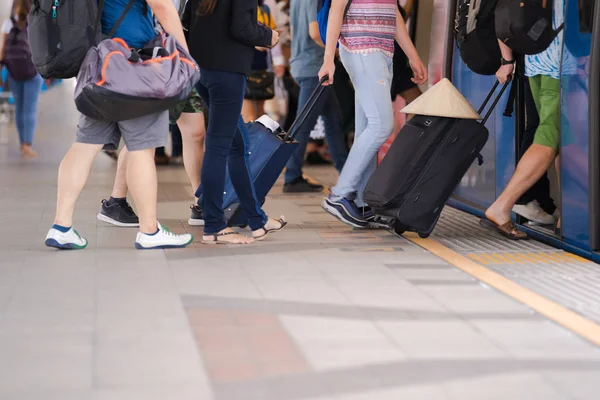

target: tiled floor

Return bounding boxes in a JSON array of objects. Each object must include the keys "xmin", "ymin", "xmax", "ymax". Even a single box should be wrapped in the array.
[{"xmin": 1, "ymin": 82, "xmax": 600, "ymax": 400}]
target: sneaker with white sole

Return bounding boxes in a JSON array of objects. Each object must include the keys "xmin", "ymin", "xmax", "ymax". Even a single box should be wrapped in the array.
[
  {"xmin": 134, "ymin": 222, "xmax": 194, "ymax": 249},
  {"xmin": 45, "ymin": 226, "xmax": 88, "ymax": 250},
  {"xmin": 188, "ymin": 204, "xmax": 205, "ymax": 226},
  {"xmin": 97, "ymin": 198, "xmax": 139, "ymax": 227},
  {"xmin": 512, "ymin": 200, "xmax": 556, "ymax": 225},
  {"xmin": 322, "ymin": 194, "xmax": 369, "ymax": 228}
]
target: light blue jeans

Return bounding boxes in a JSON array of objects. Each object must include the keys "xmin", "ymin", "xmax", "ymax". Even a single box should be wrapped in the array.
[
  {"xmin": 7, "ymin": 74, "xmax": 43, "ymax": 145},
  {"xmin": 331, "ymin": 48, "xmax": 394, "ymax": 207}
]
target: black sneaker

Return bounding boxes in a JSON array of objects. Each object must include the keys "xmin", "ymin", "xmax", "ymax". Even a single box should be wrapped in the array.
[
  {"xmin": 188, "ymin": 204, "xmax": 205, "ymax": 226},
  {"xmin": 283, "ymin": 177, "xmax": 324, "ymax": 193},
  {"xmin": 97, "ymin": 198, "xmax": 139, "ymax": 227}
]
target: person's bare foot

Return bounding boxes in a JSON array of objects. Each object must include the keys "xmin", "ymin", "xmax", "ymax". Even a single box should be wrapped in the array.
[
  {"xmin": 253, "ymin": 216, "xmax": 287, "ymax": 240},
  {"xmin": 484, "ymin": 203, "xmax": 525, "ymax": 238},
  {"xmin": 22, "ymin": 144, "xmax": 38, "ymax": 158},
  {"xmin": 485, "ymin": 203, "xmax": 511, "ymax": 226},
  {"xmin": 202, "ymin": 228, "xmax": 254, "ymax": 245}
]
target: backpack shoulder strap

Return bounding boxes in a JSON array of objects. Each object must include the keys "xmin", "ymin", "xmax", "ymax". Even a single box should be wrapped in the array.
[
  {"xmin": 344, "ymin": 0, "xmax": 353, "ymax": 17},
  {"xmin": 260, "ymin": 4, "xmax": 272, "ymax": 27},
  {"xmin": 107, "ymin": 0, "xmax": 137, "ymax": 39}
]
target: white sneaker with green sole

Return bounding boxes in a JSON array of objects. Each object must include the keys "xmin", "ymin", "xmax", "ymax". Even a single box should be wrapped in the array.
[
  {"xmin": 135, "ymin": 222, "xmax": 194, "ymax": 249},
  {"xmin": 45, "ymin": 227, "xmax": 88, "ymax": 250}
]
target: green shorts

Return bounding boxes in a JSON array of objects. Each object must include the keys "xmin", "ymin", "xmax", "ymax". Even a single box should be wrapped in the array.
[
  {"xmin": 529, "ymin": 75, "xmax": 560, "ymax": 150},
  {"xmin": 169, "ymin": 88, "xmax": 204, "ymax": 125}
]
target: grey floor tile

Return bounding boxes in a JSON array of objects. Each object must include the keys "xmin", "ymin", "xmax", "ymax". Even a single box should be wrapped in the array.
[
  {"xmin": 377, "ymin": 320, "xmax": 507, "ymax": 359},
  {"xmin": 335, "ymin": 385, "xmax": 449, "ymax": 400},
  {"xmin": 94, "ymin": 333, "xmax": 205, "ymax": 388},
  {"xmin": 0, "ymin": 332, "xmax": 93, "ymax": 392},
  {"xmin": 280, "ymin": 316, "xmax": 405, "ymax": 370},
  {"xmin": 442, "ymin": 373, "xmax": 566, "ymax": 400},
  {"xmin": 2, "ymin": 390, "xmax": 94, "ymax": 400},
  {"xmin": 542, "ymin": 371, "xmax": 600, "ymax": 400},
  {"xmin": 94, "ymin": 385, "xmax": 213, "ymax": 400},
  {"xmin": 468, "ymin": 319, "xmax": 600, "ymax": 359}
]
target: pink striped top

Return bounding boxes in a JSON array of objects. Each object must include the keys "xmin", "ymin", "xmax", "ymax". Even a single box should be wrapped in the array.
[{"xmin": 339, "ymin": 0, "xmax": 397, "ymax": 58}]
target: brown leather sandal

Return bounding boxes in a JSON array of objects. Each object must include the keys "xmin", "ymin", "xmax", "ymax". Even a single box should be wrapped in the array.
[{"xmin": 479, "ymin": 219, "xmax": 528, "ymax": 240}]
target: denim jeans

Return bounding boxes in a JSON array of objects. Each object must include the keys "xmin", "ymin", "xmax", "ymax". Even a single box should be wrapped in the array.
[
  {"xmin": 195, "ymin": 68, "xmax": 267, "ymax": 234},
  {"xmin": 331, "ymin": 48, "xmax": 394, "ymax": 207},
  {"xmin": 284, "ymin": 76, "xmax": 348, "ymax": 184},
  {"xmin": 7, "ymin": 74, "xmax": 43, "ymax": 145}
]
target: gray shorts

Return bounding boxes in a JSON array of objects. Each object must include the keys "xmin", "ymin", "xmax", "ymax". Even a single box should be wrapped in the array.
[{"xmin": 76, "ymin": 111, "xmax": 168, "ymax": 151}]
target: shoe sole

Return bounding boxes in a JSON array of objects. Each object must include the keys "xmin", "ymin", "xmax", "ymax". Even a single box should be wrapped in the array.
[
  {"xmin": 134, "ymin": 236, "xmax": 194, "ymax": 250},
  {"xmin": 45, "ymin": 238, "xmax": 87, "ymax": 250},
  {"xmin": 322, "ymin": 200, "xmax": 368, "ymax": 229},
  {"xmin": 97, "ymin": 213, "xmax": 140, "ymax": 227},
  {"xmin": 188, "ymin": 218, "xmax": 205, "ymax": 226},
  {"xmin": 512, "ymin": 208, "xmax": 556, "ymax": 225}
]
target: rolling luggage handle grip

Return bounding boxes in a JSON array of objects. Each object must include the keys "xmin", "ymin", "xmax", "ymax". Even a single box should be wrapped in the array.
[
  {"xmin": 479, "ymin": 77, "xmax": 512, "ymax": 126},
  {"xmin": 284, "ymin": 75, "xmax": 329, "ymax": 141}
]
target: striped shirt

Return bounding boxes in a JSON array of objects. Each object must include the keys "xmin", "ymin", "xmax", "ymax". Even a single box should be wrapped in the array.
[{"xmin": 339, "ymin": 0, "xmax": 397, "ymax": 58}]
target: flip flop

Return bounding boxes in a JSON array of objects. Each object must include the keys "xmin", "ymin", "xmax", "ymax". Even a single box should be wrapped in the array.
[
  {"xmin": 202, "ymin": 231, "xmax": 252, "ymax": 245},
  {"xmin": 479, "ymin": 219, "xmax": 528, "ymax": 240},
  {"xmin": 253, "ymin": 217, "xmax": 288, "ymax": 241}
]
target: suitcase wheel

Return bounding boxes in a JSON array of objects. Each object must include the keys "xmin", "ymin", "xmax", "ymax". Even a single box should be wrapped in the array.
[
  {"xmin": 391, "ymin": 221, "xmax": 407, "ymax": 237},
  {"xmin": 418, "ymin": 232, "xmax": 430, "ymax": 239}
]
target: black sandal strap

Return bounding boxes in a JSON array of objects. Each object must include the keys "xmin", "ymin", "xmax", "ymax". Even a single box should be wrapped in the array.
[{"xmin": 215, "ymin": 231, "xmax": 237, "ymax": 237}]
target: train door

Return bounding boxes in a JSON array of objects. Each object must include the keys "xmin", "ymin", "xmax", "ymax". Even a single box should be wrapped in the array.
[
  {"xmin": 554, "ymin": 0, "xmax": 594, "ymax": 250},
  {"xmin": 439, "ymin": 0, "xmax": 598, "ymax": 257},
  {"xmin": 442, "ymin": 0, "xmax": 516, "ymax": 210}
]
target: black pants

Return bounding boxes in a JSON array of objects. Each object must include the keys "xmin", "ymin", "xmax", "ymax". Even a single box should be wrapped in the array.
[
  {"xmin": 171, "ymin": 124, "xmax": 183, "ymax": 158},
  {"xmin": 516, "ymin": 77, "xmax": 556, "ymax": 215},
  {"xmin": 155, "ymin": 125, "xmax": 183, "ymax": 158}
]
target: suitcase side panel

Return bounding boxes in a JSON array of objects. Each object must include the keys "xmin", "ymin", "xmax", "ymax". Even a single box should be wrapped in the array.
[
  {"xmin": 363, "ymin": 115, "xmax": 451, "ymax": 207},
  {"xmin": 395, "ymin": 120, "xmax": 489, "ymax": 232}
]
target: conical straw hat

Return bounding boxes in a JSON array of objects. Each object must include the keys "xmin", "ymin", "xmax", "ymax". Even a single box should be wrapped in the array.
[{"xmin": 401, "ymin": 78, "xmax": 481, "ymax": 120}]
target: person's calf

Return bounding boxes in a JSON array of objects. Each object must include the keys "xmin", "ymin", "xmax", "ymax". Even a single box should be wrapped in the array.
[
  {"xmin": 49, "ymin": 142, "xmax": 103, "ymax": 249},
  {"xmin": 54, "ymin": 143, "xmax": 103, "ymax": 227},
  {"xmin": 111, "ymin": 146, "xmax": 128, "ymax": 199},
  {"xmin": 125, "ymin": 148, "xmax": 159, "ymax": 235}
]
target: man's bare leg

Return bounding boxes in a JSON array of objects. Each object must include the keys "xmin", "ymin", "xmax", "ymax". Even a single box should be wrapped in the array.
[
  {"xmin": 111, "ymin": 146, "xmax": 129, "ymax": 198},
  {"xmin": 486, "ymin": 144, "xmax": 557, "ymax": 233},
  {"xmin": 54, "ymin": 143, "xmax": 104, "ymax": 227},
  {"xmin": 127, "ymin": 147, "xmax": 194, "ymax": 249},
  {"xmin": 46, "ymin": 143, "xmax": 103, "ymax": 249},
  {"xmin": 177, "ymin": 112, "xmax": 205, "ymax": 194},
  {"xmin": 126, "ymin": 148, "xmax": 159, "ymax": 235}
]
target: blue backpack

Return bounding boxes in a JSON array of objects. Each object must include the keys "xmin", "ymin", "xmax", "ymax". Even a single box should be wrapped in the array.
[{"xmin": 317, "ymin": 0, "xmax": 353, "ymax": 45}]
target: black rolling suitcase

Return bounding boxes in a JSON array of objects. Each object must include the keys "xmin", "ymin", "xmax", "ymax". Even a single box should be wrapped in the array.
[{"xmin": 363, "ymin": 80, "xmax": 510, "ymax": 238}]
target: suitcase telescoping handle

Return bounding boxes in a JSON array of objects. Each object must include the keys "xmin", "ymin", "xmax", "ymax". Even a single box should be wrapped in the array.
[
  {"xmin": 284, "ymin": 75, "xmax": 329, "ymax": 141},
  {"xmin": 478, "ymin": 78, "xmax": 512, "ymax": 125}
]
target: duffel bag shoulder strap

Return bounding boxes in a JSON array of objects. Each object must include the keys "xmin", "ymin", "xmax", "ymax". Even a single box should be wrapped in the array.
[{"xmin": 107, "ymin": 0, "xmax": 137, "ymax": 39}]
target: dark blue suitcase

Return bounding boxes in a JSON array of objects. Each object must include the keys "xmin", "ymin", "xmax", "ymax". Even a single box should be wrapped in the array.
[{"xmin": 195, "ymin": 77, "xmax": 328, "ymax": 227}]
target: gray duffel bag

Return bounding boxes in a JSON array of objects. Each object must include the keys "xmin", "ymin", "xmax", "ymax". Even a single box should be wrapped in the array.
[{"xmin": 74, "ymin": 32, "xmax": 200, "ymax": 122}]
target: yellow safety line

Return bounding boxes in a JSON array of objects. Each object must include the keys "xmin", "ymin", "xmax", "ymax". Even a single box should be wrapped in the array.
[{"xmin": 407, "ymin": 236, "xmax": 600, "ymax": 347}]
